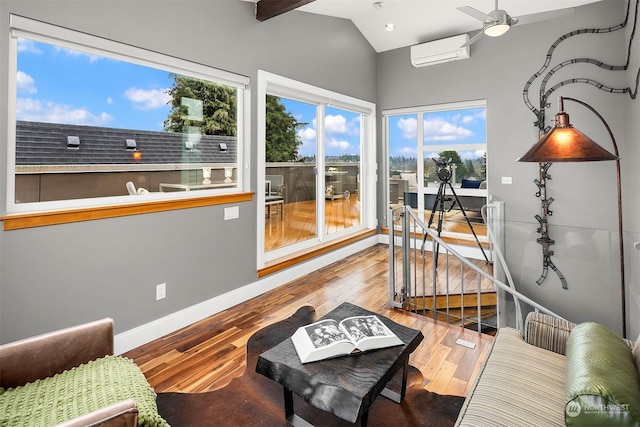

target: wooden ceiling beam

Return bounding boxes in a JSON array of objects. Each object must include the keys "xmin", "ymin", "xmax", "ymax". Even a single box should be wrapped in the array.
[{"xmin": 256, "ymin": 0, "xmax": 316, "ymax": 22}]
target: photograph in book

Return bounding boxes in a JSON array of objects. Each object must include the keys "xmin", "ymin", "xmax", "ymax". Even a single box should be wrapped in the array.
[{"xmin": 291, "ymin": 315, "xmax": 404, "ymax": 363}]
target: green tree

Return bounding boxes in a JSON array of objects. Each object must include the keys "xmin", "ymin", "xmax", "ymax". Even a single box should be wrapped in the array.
[
  {"xmin": 422, "ymin": 157, "xmax": 437, "ymax": 183},
  {"xmin": 164, "ymin": 74, "xmax": 237, "ymax": 136},
  {"xmin": 466, "ymin": 159, "xmax": 476, "ymax": 178},
  {"xmin": 265, "ymin": 95, "xmax": 305, "ymax": 162}
]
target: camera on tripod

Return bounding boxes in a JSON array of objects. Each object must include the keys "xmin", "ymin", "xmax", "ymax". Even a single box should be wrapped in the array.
[
  {"xmin": 424, "ymin": 155, "xmax": 489, "ymax": 264},
  {"xmin": 434, "ymin": 157, "xmax": 452, "ymax": 182}
]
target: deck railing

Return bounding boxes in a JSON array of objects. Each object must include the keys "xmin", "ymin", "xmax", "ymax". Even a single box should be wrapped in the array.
[{"xmin": 388, "ymin": 199, "xmax": 564, "ymax": 334}]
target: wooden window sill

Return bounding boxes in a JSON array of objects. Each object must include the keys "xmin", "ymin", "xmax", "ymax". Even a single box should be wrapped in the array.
[
  {"xmin": 1, "ymin": 192, "xmax": 254, "ymax": 230},
  {"xmin": 257, "ymin": 228, "xmax": 377, "ymax": 277}
]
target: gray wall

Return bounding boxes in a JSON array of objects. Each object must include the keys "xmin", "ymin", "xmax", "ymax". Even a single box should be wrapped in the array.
[
  {"xmin": 378, "ymin": 0, "xmax": 638, "ymax": 337},
  {"xmin": 2, "ymin": 0, "xmax": 637, "ymax": 343},
  {"xmin": 0, "ymin": 1, "xmax": 377, "ymax": 342}
]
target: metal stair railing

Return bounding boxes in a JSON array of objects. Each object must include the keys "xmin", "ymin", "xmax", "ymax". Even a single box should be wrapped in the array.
[{"xmin": 388, "ymin": 200, "xmax": 565, "ymax": 334}]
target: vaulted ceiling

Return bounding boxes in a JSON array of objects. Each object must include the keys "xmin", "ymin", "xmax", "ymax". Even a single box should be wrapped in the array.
[{"xmin": 248, "ymin": 0, "xmax": 602, "ymax": 52}]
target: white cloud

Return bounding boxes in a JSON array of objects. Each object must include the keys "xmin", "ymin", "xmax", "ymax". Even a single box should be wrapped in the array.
[
  {"xmin": 325, "ymin": 114, "xmax": 347, "ymax": 134},
  {"xmin": 397, "ymin": 146, "xmax": 417, "ymax": 157},
  {"xmin": 298, "ymin": 127, "xmax": 317, "ymax": 143},
  {"xmin": 424, "ymin": 117, "xmax": 473, "ymax": 142},
  {"xmin": 327, "ymin": 138, "xmax": 351, "ymax": 151},
  {"xmin": 397, "ymin": 117, "xmax": 417, "ymax": 139},
  {"xmin": 459, "ymin": 150, "xmax": 486, "ymax": 160},
  {"xmin": 16, "ymin": 97, "xmax": 113, "ymax": 126},
  {"xmin": 16, "ymin": 71, "xmax": 37, "ymax": 94},
  {"xmin": 124, "ymin": 87, "xmax": 171, "ymax": 110},
  {"xmin": 296, "ymin": 127, "xmax": 317, "ymax": 157},
  {"xmin": 53, "ymin": 46, "xmax": 101, "ymax": 63},
  {"xmin": 106, "ymin": 97, "xmax": 113, "ymax": 105},
  {"xmin": 17, "ymin": 39, "xmax": 42, "ymax": 54}
]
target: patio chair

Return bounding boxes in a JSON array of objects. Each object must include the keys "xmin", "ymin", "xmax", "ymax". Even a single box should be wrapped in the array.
[
  {"xmin": 126, "ymin": 181, "xmax": 149, "ymax": 195},
  {"xmin": 265, "ymin": 175, "xmax": 286, "ymax": 202}
]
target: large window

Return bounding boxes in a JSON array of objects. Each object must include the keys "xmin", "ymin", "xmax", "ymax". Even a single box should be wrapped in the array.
[
  {"xmin": 257, "ymin": 71, "xmax": 376, "ymax": 266},
  {"xmin": 7, "ymin": 15, "xmax": 249, "ymax": 214},
  {"xmin": 385, "ymin": 100, "xmax": 487, "ymax": 211}
]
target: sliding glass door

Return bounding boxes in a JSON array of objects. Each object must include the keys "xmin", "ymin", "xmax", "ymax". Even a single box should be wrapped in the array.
[
  {"xmin": 257, "ymin": 71, "xmax": 375, "ymax": 267},
  {"xmin": 387, "ymin": 113, "xmax": 418, "ymax": 209},
  {"xmin": 264, "ymin": 96, "xmax": 318, "ymax": 252},
  {"xmin": 324, "ymin": 106, "xmax": 362, "ymax": 237}
]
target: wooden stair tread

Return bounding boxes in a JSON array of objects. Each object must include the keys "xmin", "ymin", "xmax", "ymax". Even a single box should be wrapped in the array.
[{"xmin": 404, "ymin": 292, "xmax": 497, "ymax": 310}]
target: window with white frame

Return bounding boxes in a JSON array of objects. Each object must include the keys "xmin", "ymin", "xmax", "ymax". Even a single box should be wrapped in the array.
[
  {"xmin": 7, "ymin": 15, "xmax": 249, "ymax": 214},
  {"xmin": 257, "ymin": 71, "xmax": 376, "ymax": 266},
  {"xmin": 385, "ymin": 100, "xmax": 487, "ymax": 210}
]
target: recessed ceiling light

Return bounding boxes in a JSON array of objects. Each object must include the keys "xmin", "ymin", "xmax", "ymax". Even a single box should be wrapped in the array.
[{"xmin": 384, "ymin": 23, "xmax": 395, "ymax": 31}]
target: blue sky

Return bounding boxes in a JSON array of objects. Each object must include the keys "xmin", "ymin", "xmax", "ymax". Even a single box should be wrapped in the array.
[
  {"xmin": 388, "ymin": 107, "xmax": 487, "ymax": 161},
  {"xmin": 280, "ymin": 98, "xmax": 362, "ymax": 158},
  {"xmin": 16, "ymin": 38, "xmax": 362, "ymax": 158},
  {"xmin": 16, "ymin": 39, "xmax": 173, "ymax": 131},
  {"xmin": 16, "ymin": 38, "xmax": 484, "ymax": 160}
]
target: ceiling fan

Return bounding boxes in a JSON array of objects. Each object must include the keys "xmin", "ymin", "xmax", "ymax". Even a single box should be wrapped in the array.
[{"xmin": 457, "ymin": 0, "xmax": 575, "ymax": 46}]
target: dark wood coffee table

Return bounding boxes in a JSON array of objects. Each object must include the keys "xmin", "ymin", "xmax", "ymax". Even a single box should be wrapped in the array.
[{"xmin": 256, "ymin": 302, "xmax": 424, "ymax": 426}]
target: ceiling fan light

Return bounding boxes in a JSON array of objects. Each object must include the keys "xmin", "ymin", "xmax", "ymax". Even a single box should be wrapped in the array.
[{"xmin": 484, "ymin": 23, "xmax": 510, "ymax": 37}]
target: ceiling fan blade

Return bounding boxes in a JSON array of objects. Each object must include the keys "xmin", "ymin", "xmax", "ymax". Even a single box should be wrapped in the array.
[
  {"xmin": 462, "ymin": 30, "xmax": 485, "ymax": 47},
  {"xmin": 515, "ymin": 7, "xmax": 575, "ymax": 26},
  {"xmin": 457, "ymin": 6, "xmax": 494, "ymax": 23}
]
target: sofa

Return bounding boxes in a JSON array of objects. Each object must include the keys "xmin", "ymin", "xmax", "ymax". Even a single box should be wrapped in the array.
[
  {"xmin": 0, "ymin": 319, "xmax": 168, "ymax": 427},
  {"xmin": 455, "ymin": 312, "xmax": 640, "ymax": 426}
]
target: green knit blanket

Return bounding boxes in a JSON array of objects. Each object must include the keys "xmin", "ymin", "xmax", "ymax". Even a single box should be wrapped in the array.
[{"xmin": 0, "ymin": 355, "xmax": 169, "ymax": 427}]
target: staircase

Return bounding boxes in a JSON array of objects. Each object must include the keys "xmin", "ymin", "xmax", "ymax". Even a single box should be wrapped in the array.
[
  {"xmin": 389, "ymin": 202, "xmax": 565, "ymax": 335},
  {"xmin": 404, "ymin": 292, "xmax": 498, "ymax": 334}
]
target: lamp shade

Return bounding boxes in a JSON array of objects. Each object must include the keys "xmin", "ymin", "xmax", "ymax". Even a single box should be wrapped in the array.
[
  {"xmin": 517, "ymin": 95, "xmax": 625, "ymax": 337},
  {"xmin": 518, "ymin": 112, "xmax": 618, "ymax": 162}
]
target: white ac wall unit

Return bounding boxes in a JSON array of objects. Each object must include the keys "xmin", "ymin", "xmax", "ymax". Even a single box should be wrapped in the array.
[{"xmin": 410, "ymin": 34, "xmax": 470, "ymax": 68}]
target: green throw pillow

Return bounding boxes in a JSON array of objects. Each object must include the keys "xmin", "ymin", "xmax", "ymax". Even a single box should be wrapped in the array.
[
  {"xmin": 0, "ymin": 355, "xmax": 169, "ymax": 427},
  {"xmin": 565, "ymin": 322, "xmax": 640, "ymax": 426}
]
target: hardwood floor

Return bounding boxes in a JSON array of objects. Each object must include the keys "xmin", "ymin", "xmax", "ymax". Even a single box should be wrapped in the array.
[
  {"xmin": 265, "ymin": 198, "xmax": 486, "ymax": 252},
  {"xmin": 124, "ymin": 244, "xmax": 494, "ymax": 398},
  {"xmin": 265, "ymin": 199, "xmax": 362, "ymax": 252}
]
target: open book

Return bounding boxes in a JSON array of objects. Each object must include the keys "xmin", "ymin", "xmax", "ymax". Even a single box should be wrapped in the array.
[{"xmin": 291, "ymin": 315, "xmax": 404, "ymax": 363}]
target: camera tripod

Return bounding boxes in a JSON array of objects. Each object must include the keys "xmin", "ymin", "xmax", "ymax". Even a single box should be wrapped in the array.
[{"xmin": 423, "ymin": 166, "xmax": 489, "ymax": 264}]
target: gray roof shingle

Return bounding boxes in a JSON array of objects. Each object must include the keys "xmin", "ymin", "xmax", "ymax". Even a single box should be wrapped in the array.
[{"xmin": 16, "ymin": 121, "xmax": 237, "ymax": 166}]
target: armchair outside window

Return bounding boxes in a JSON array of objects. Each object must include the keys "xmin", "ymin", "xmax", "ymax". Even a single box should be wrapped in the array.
[
  {"xmin": 264, "ymin": 174, "xmax": 285, "ymax": 220},
  {"xmin": 399, "ymin": 173, "xmax": 418, "ymax": 192},
  {"xmin": 126, "ymin": 181, "xmax": 149, "ymax": 195},
  {"xmin": 265, "ymin": 175, "xmax": 286, "ymax": 202}
]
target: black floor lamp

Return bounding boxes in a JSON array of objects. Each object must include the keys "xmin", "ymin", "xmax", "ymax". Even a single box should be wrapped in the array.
[{"xmin": 518, "ymin": 96, "xmax": 626, "ymax": 338}]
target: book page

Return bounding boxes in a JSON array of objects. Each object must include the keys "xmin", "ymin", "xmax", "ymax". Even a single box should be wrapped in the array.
[
  {"xmin": 292, "ymin": 316, "xmax": 404, "ymax": 363},
  {"xmin": 305, "ymin": 319, "xmax": 351, "ymax": 348},
  {"xmin": 339, "ymin": 315, "xmax": 403, "ymax": 351},
  {"xmin": 291, "ymin": 319, "xmax": 356, "ymax": 363}
]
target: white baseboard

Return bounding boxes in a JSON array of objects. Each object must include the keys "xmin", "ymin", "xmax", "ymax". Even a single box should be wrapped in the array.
[{"xmin": 115, "ymin": 235, "xmax": 381, "ymax": 354}]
